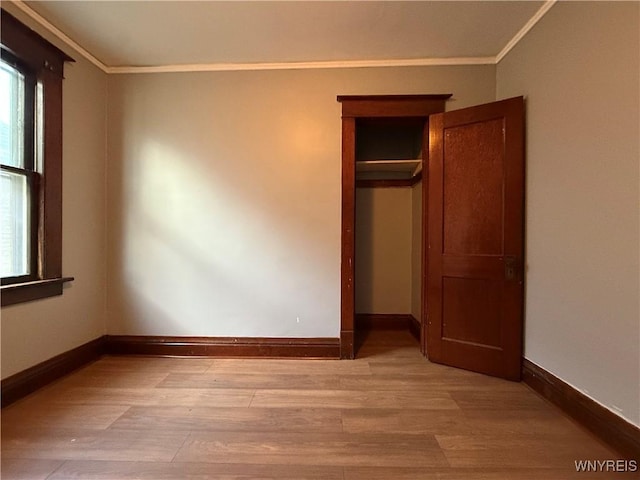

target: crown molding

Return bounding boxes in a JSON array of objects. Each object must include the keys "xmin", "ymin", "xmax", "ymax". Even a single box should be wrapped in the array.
[
  {"xmin": 106, "ymin": 57, "xmax": 496, "ymax": 75},
  {"xmin": 11, "ymin": 0, "xmax": 557, "ymax": 75},
  {"xmin": 496, "ymin": 0, "xmax": 557, "ymax": 63},
  {"xmin": 10, "ymin": 0, "xmax": 109, "ymax": 73}
]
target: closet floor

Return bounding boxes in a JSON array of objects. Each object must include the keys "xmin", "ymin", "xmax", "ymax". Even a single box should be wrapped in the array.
[{"xmin": 1, "ymin": 329, "xmax": 620, "ymax": 479}]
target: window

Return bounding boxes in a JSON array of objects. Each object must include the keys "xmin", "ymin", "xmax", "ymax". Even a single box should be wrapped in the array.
[
  {"xmin": 1, "ymin": 10, "xmax": 74, "ymax": 306},
  {"xmin": 1, "ymin": 53, "xmax": 36, "ymax": 282}
]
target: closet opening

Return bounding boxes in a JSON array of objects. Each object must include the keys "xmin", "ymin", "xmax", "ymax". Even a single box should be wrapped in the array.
[
  {"xmin": 337, "ymin": 95, "xmax": 452, "ymax": 359},
  {"xmin": 354, "ymin": 117, "xmax": 425, "ymax": 355}
]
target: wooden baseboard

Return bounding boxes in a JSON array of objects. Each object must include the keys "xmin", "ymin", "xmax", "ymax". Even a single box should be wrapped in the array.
[
  {"xmin": 1, "ymin": 336, "xmax": 105, "ymax": 408},
  {"xmin": 340, "ymin": 330, "xmax": 354, "ymax": 359},
  {"xmin": 356, "ymin": 313, "xmax": 421, "ymax": 342},
  {"xmin": 1, "ymin": 334, "xmax": 340, "ymax": 407},
  {"xmin": 355, "ymin": 313, "xmax": 415, "ymax": 330},
  {"xmin": 104, "ymin": 335, "xmax": 340, "ymax": 359},
  {"xmin": 522, "ymin": 358, "xmax": 640, "ymax": 459},
  {"xmin": 409, "ymin": 315, "xmax": 421, "ymax": 341}
]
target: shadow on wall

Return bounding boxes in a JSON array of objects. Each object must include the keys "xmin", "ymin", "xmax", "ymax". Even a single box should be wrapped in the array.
[{"xmin": 109, "ymin": 137, "xmax": 339, "ymax": 337}]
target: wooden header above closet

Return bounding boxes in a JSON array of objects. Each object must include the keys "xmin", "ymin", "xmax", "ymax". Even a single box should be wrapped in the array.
[{"xmin": 337, "ymin": 94, "xmax": 452, "ymax": 118}]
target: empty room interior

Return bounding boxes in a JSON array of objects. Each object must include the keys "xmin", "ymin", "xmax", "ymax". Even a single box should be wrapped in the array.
[{"xmin": 1, "ymin": 1, "xmax": 639, "ymax": 478}]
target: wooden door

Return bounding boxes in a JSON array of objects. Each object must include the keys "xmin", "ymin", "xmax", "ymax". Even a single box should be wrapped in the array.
[{"xmin": 426, "ymin": 97, "xmax": 524, "ymax": 381}]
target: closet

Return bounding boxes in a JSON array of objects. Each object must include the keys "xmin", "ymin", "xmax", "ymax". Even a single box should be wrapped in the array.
[
  {"xmin": 337, "ymin": 95, "xmax": 451, "ymax": 357},
  {"xmin": 338, "ymin": 94, "xmax": 525, "ymax": 382}
]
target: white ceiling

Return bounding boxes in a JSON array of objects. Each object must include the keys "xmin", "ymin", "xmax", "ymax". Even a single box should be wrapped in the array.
[{"xmin": 18, "ymin": 1, "xmax": 550, "ymax": 73}]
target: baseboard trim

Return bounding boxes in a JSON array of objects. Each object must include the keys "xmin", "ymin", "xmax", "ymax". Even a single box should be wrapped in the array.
[
  {"xmin": 522, "ymin": 358, "xmax": 640, "ymax": 459},
  {"xmin": 340, "ymin": 330, "xmax": 354, "ymax": 359},
  {"xmin": 355, "ymin": 313, "xmax": 415, "ymax": 330},
  {"xmin": 1, "ymin": 334, "xmax": 341, "ymax": 407},
  {"xmin": 409, "ymin": 315, "xmax": 421, "ymax": 341},
  {"xmin": 355, "ymin": 313, "xmax": 420, "ymax": 341},
  {"xmin": 356, "ymin": 313, "xmax": 421, "ymax": 342},
  {"xmin": 1, "ymin": 336, "xmax": 105, "ymax": 408},
  {"xmin": 104, "ymin": 335, "xmax": 340, "ymax": 359}
]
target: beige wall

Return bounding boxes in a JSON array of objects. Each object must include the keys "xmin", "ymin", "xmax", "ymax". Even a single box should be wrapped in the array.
[
  {"xmin": 355, "ymin": 187, "xmax": 412, "ymax": 314},
  {"xmin": 410, "ymin": 181, "xmax": 422, "ymax": 322},
  {"xmin": 355, "ymin": 180, "xmax": 423, "ymax": 319},
  {"xmin": 0, "ymin": 5, "xmax": 108, "ymax": 378},
  {"xmin": 497, "ymin": 1, "xmax": 640, "ymax": 426},
  {"xmin": 106, "ymin": 65, "xmax": 495, "ymax": 337}
]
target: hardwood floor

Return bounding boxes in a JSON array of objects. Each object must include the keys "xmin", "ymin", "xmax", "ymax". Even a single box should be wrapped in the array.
[{"xmin": 1, "ymin": 330, "xmax": 625, "ymax": 479}]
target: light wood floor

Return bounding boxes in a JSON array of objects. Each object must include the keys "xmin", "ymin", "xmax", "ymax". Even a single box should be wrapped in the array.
[{"xmin": 1, "ymin": 330, "xmax": 624, "ymax": 479}]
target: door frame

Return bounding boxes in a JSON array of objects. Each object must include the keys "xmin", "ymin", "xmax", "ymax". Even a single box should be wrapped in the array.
[{"xmin": 336, "ymin": 94, "xmax": 451, "ymax": 359}]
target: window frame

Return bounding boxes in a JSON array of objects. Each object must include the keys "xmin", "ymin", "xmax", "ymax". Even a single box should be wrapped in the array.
[
  {"xmin": 1, "ymin": 10, "xmax": 74, "ymax": 307},
  {"xmin": 1, "ymin": 50, "xmax": 39, "ymax": 285}
]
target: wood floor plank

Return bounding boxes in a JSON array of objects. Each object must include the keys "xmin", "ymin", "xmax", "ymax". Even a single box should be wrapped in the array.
[
  {"xmin": 343, "ymin": 466, "xmax": 608, "ymax": 479},
  {"xmin": 250, "ymin": 389, "xmax": 459, "ymax": 409},
  {"xmin": 357, "ymin": 343, "xmax": 422, "ymax": 355},
  {"xmin": 57, "ymin": 370, "xmax": 170, "ymax": 388},
  {"xmin": 356, "ymin": 350, "xmax": 427, "ymax": 365},
  {"xmin": 2, "ymin": 404, "xmax": 130, "ymax": 430},
  {"xmin": 462, "ymin": 408, "xmax": 587, "ymax": 436},
  {"xmin": 436, "ymin": 432, "xmax": 617, "ymax": 453},
  {"xmin": 207, "ymin": 358, "xmax": 371, "ymax": 375},
  {"xmin": 32, "ymin": 387, "xmax": 255, "ymax": 407},
  {"xmin": 337, "ymin": 374, "xmax": 526, "ymax": 392},
  {"xmin": 341, "ymin": 408, "xmax": 472, "ymax": 435},
  {"xmin": 157, "ymin": 372, "xmax": 341, "ymax": 390},
  {"xmin": 1, "ymin": 428, "xmax": 188, "ymax": 462},
  {"xmin": 87, "ymin": 356, "xmax": 215, "ymax": 373},
  {"xmin": 448, "ymin": 389, "xmax": 551, "ymax": 411},
  {"xmin": 174, "ymin": 431, "xmax": 449, "ymax": 467},
  {"xmin": 48, "ymin": 461, "xmax": 344, "ymax": 480},
  {"xmin": 436, "ymin": 434, "xmax": 617, "ymax": 468},
  {"xmin": 0, "ymin": 458, "xmax": 64, "ymax": 480},
  {"xmin": 368, "ymin": 361, "xmax": 482, "ymax": 376},
  {"xmin": 108, "ymin": 406, "xmax": 343, "ymax": 433}
]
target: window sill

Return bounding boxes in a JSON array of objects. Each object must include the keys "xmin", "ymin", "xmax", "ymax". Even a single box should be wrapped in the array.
[{"xmin": 1, "ymin": 277, "xmax": 74, "ymax": 307}]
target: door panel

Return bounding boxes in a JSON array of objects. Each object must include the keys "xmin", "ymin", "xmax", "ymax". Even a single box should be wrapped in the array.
[
  {"xmin": 442, "ymin": 277, "xmax": 503, "ymax": 348},
  {"xmin": 426, "ymin": 97, "xmax": 524, "ymax": 381},
  {"xmin": 443, "ymin": 119, "xmax": 504, "ymax": 255}
]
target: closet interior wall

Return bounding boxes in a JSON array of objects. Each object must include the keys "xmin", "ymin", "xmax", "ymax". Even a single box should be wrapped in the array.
[
  {"xmin": 354, "ymin": 185, "xmax": 416, "ymax": 321},
  {"xmin": 353, "ymin": 121, "xmax": 425, "ymax": 332}
]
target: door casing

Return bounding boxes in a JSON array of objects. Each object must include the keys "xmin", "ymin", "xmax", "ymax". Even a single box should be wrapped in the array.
[{"xmin": 337, "ymin": 94, "xmax": 452, "ymax": 359}]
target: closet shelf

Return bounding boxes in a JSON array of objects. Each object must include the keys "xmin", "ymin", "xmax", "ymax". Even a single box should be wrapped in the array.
[{"xmin": 356, "ymin": 159, "xmax": 421, "ymax": 174}]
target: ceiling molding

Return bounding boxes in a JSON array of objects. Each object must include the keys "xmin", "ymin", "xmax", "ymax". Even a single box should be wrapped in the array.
[
  {"xmin": 496, "ymin": 0, "xmax": 557, "ymax": 63},
  {"xmin": 11, "ymin": 0, "xmax": 556, "ymax": 75},
  {"xmin": 11, "ymin": 0, "xmax": 109, "ymax": 73},
  {"xmin": 106, "ymin": 57, "xmax": 496, "ymax": 75}
]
